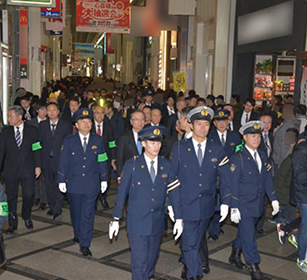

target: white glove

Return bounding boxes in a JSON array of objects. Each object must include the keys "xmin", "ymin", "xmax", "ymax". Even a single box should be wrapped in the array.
[
  {"xmin": 59, "ymin": 183, "xmax": 67, "ymax": 193},
  {"xmin": 230, "ymin": 208, "xmax": 241, "ymax": 224},
  {"xmin": 173, "ymin": 219, "xmax": 183, "ymax": 240},
  {"xmin": 167, "ymin": 205, "xmax": 175, "ymax": 222},
  {"xmin": 271, "ymin": 200, "xmax": 279, "ymax": 216},
  {"xmin": 219, "ymin": 204, "xmax": 229, "ymax": 222},
  {"xmin": 101, "ymin": 181, "xmax": 108, "ymax": 193},
  {"xmin": 109, "ymin": 219, "xmax": 119, "ymax": 239}
]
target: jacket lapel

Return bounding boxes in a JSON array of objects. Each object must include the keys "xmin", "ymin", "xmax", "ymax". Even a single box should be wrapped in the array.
[
  {"xmin": 139, "ymin": 154, "xmax": 153, "ymax": 185},
  {"xmin": 243, "ymin": 147, "xmax": 259, "ymax": 173},
  {"xmin": 129, "ymin": 130, "xmax": 139, "ymax": 155}
]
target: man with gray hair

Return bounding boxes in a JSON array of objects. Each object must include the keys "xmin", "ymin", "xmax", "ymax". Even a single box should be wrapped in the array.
[{"xmin": 0, "ymin": 105, "xmax": 42, "ymax": 233}]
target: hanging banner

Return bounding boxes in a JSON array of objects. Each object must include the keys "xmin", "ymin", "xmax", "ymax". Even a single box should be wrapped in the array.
[
  {"xmin": 19, "ymin": 9, "xmax": 28, "ymax": 79},
  {"xmin": 173, "ymin": 72, "xmax": 187, "ymax": 92},
  {"xmin": 76, "ymin": 0, "xmax": 131, "ymax": 33}
]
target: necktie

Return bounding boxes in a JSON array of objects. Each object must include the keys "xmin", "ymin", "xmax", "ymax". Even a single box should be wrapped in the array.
[
  {"xmin": 150, "ymin": 160, "xmax": 156, "ymax": 183},
  {"xmin": 264, "ymin": 133, "xmax": 270, "ymax": 157},
  {"xmin": 221, "ymin": 134, "xmax": 225, "ymax": 147},
  {"xmin": 83, "ymin": 137, "xmax": 87, "ymax": 153},
  {"xmin": 51, "ymin": 124, "xmax": 56, "ymax": 136},
  {"xmin": 137, "ymin": 139, "xmax": 142, "ymax": 155},
  {"xmin": 254, "ymin": 151, "xmax": 260, "ymax": 172},
  {"xmin": 97, "ymin": 124, "xmax": 102, "ymax": 136},
  {"xmin": 197, "ymin": 143, "xmax": 203, "ymax": 167},
  {"xmin": 15, "ymin": 127, "xmax": 21, "ymax": 148},
  {"xmin": 245, "ymin": 113, "xmax": 249, "ymax": 123}
]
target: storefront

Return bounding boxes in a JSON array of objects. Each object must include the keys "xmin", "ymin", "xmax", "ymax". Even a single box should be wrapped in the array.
[{"xmin": 232, "ymin": 0, "xmax": 307, "ymax": 104}]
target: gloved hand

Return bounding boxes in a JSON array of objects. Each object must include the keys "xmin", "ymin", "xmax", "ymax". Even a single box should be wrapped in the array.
[
  {"xmin": 173, "ymin": 219, "xmax": 183, "ymax": 240},
  {"xmin": 109, "ymin": 218, "xmax": 119, "ymax": 239},
  {"xmin": 230, "ymin": 208, "xmax": 241, "ymax": 224},
  {"xmin": 167, "ymin": 205, "xmax": 175, "ymax": 222},
  {"xmin": 219, "ymin": 204, "xmax": 229, "ymax": 222},
  {"xmin": 101, "ymin": 181, "xmax": 108, "ymax": 193},
  {"xmin": 271, "ymin": 200, "xmax": 279, "ymax": 216},
  {"xmin": 59, "ymin": 183, "xmax": 67, "ymax": 193}
]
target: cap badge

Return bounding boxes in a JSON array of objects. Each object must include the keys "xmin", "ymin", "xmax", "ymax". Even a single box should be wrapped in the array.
[
  {"xmin": 82, "ymin": 110, "xmax": 89, "ymax": 116},
  {"xmin": 201, "ymin": 109, "xmax": 208, "ymax": 116},
  {"xmin": 253, "ymin": 123, "xmax": 260, "ymax": 129},
  {"xmin": 219, "ymin": 111, "xmax": 224, "ymax": 117},
  {"xmin": 153, "ymin": 129, "xmax": 160, "ymax": 135}
]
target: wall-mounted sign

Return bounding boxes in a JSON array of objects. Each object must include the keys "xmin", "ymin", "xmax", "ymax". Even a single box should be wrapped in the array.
[
  {"xmin": 41, "ymin": 0, "xmax": 60, "ymax": 17},
  {"xmin": 50, "ymin": 30, "xmax": 63, "ymax": 35},
  {"xmin": 7, "ymin": 0, "xmax": 56, "ymax": 7}
]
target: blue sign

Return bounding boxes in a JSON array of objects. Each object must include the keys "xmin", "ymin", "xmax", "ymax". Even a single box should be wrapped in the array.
[{"xmin": 41, "ymin": 10, "xmax": 60, "ymax": 17}]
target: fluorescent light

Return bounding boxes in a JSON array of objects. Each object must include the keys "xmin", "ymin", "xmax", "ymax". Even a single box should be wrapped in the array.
[{"xmin": 94, "ymin": 33, "xmax": 106, "ymax": 48}]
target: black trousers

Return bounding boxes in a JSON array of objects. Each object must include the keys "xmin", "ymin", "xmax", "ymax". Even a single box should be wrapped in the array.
[
  {"xmin": 44, "ymin": 170, "xmax": 63, "ymax": 215},
  {"xmin": 5, "ymin": 176, "xmax": 35, "ymax": 227}
]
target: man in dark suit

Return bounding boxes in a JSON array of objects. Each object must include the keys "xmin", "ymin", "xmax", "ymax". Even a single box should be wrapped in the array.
[
  {"xmin": 92, "ymin": 105, "xmax": 116, "ymax": 209},
  {"xmin": 61, "ymin": 97, "xmax": 80, "ymax": 134},
  {"xmin": 233, "ymin": 98, "xmax": 259, "ymax": 132},
  {"xmin": 0, "ymin": 106, "xmax": 42, "ymax": 232},
  {"xmin": 105, "ymin": 100, "xmax": 125, "ymax": 141},
  {"xmin": 161, "ymin": 96, "xmax": 176, "ymax": 126},
  {"xmin": 256, "ymin": 113, "xmax": 275, "ymax": 234},
  {"xmin": 143, "ymin": 88, "xmax": 160, "ymax": 109},
  {"xmin": 20, "ymin": 95, "xmax": 37, "ymax": 122},
  {"xmin": 38, "ymin": 102, "xmax": 72, "ymax": 221},
  {"xmin": 144, "ymin": 108, "xmax": 163, "ymax": 128},
  {"xmin": 116, "ymin": 110, "xmax": 145, "ymax": 180},
  {"xmin": 28, "ymin": 102, "xmax": 47, "ymax": 210}
]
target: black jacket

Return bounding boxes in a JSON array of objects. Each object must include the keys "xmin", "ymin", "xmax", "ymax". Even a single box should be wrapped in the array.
[
  {"xmin": 233, "ymin": 111, "xmax": 259, "ymax": 132},
  {"xmin": 0, "ymin": 124, "xmax": 41, "ymax": 178},
  {"xmin": 91, "ymin": 121, "xmax": 116, "ymax": 178},
  {"xmin": 292, "ymin": 140, "xmax": 307, "ymax": 204},
  {"xmin": 259, "ymin": 132, "xmax": 274, "ymax": 164},
  {"xmin": 38, "ymin": 119, "xmax": 72, "ymax": 173},
  {"xmin": 116, "ymin": 130, "xmax": 139, "ymax": 176}
]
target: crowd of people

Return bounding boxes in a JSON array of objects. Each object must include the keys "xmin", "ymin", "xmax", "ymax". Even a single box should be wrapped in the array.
[{"xmin": 0, "ymin": 75, "xmax": 306, "ymax": 279}]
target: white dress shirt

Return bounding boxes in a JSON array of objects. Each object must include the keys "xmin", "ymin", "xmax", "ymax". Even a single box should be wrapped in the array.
[
  {"xmin": 144, "ymin": 153, "xmax": 158, "ymax": 177},
  {"xmin": 79, "ymin": 132, "xmax": 90, "ymax": 145},
  {"xmin": 94, "ymin": 120, "xmax": 104, "ymax": 136},
  {"xmin": 229, "ymin": 121, "xmax": 234, "ymax": 131},
  {"xmin": 14, "ymin": 123, "xmax": 24, "ymax": 142},
  {"xmin": 217, "ymin": 130, "xmax": 227, "ymax": 144},
  {"xmin": 262, "ymin": 131, "xmax": 271, "ymax": 157},
  {"xmin": 37, "ymin": 117, "xmax": 46, "ymax": 123},
  {"xmin": 192, "ymin": 137, "xmax": 207, "ymax": 158},
  {"xmin": 132, "ymin": 129, "xmax": 139, "ymax": 146},
  {"xmin": 245, "ymin": 145, "xmax": 262, "ymax": 172},
  {"xmin": 50, "ymin": 119, "xmax": 59, "ymax": 130},
  {"xmin": 241, "ymin": 111, "xmax": 251, "ymax": 126},
  {"xmin": 167, "ymin": 106, "xmax": 175, "ymax": 115}
]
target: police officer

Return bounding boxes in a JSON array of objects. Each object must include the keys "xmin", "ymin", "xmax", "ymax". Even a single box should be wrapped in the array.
[
  {"xmin": 57, "ymin": 108, "xmax": 108, "ymax": 257},
  {"xmin": 171, "ymin": 107, "xmax": 231, "ymax": 280},
  {"xmin": 109, "ymin": 126, "xmax": 183, "ymax": 280},
  {"xmin": 207, "ymin": 109, "xmax": 242, "ymax": 240},
  {"xmin": 227, "ymin": 121, "xmax": 279, "ymax": 280}
]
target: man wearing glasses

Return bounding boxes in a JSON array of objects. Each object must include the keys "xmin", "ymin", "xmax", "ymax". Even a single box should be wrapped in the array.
[{"xmin": 116, "ymin": 110, "xmax": 145, "ymax": 182}]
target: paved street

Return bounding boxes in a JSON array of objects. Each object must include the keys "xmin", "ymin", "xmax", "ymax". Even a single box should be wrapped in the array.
[{"xmin": 0, "ymin": 182, "xmax": 305, "ymax": 280}]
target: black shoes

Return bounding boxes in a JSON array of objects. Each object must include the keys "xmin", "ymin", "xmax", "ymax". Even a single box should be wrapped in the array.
[
  {"xmin": 25, "ymin": 219, "xmax": 33, "ymax": 229},
  {"xmin": 39, "ymin": 203, "xmax": 46, "ymax": 210},
  {"xmin": 256, "ymin": 229, "xmax": 266, "ymax": 235},
  {"xmin": 98, "ymin": 196, "xmax": 110, "ymax": 210},
  {"xmin": 229, "ymin": 247, "xmax": 247, "ymax": 270},
  {"xmin": 181, "ymin": 265, "xmax": 203, "ymax": 280},
  {"xmin": 72, "ymin": 237, "xmax": 79, "ymax": 243},
  {"xmin": 248, "ymin": 263, "xmax": 262, "ymax": 280},
  {"xmin": 208, "ymin": 234, "xmax": 218, "ymax": 241},
  {"xmin": 33, "ymin": 199, "xmax": 40, "ymax": 206},
  {"xmin": 6, "ymin": 226, "xmax": 17, "ymax": 234},
  {"xmin": 80, "ymin": 246, "xmax": 92, "ymax": 256},
  {"xmin": 47, "ymin": 210, "xmax": 53, "ymax": 216},
  {"xmin": 181, "ymin": 265, "xmax": 188, "ymax": 279},
  {"xmin": 202, "ymin": 264, "xmax": 210, "ymax": 274}
]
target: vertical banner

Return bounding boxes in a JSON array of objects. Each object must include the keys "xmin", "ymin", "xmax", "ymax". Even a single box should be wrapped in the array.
[
  {"xmin": 19, "ymin": 9, "xmax": 28, "ymax": 79},
  {"xmin": 173, "ymin": 72, "xmax": 187, "ymax": 92},
  {"xmin": 105, "ymin": 33, "xmax": 114, "ymax": 54},
  {"xmin": 76, "ymin": 0, "xmax": 131, "ymax": 33},
  {"xmin": 300, "ymin": 67, "xmax": 307, "ymax": 106}
]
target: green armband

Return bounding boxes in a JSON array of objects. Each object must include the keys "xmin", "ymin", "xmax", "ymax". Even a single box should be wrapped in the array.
[
  {"xmin": 98, "ymin": 153, "xmax": 108, "ymax": 162},
  {"xmin": 0, "ymin": 202, "xmax": 8, "ymax": 216},
  {"xmin": 32, "ymin": 141, "xmax": 42, "ymax": 151},
  {"xmin": 109, "ymin": 141, "xmax": 116, "ymax": 148}
]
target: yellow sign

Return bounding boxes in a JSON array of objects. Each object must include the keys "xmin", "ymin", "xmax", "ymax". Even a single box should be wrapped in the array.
[{"xmin": 173, "ymin": 72, "xmax": 187, "ymax": 92}]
